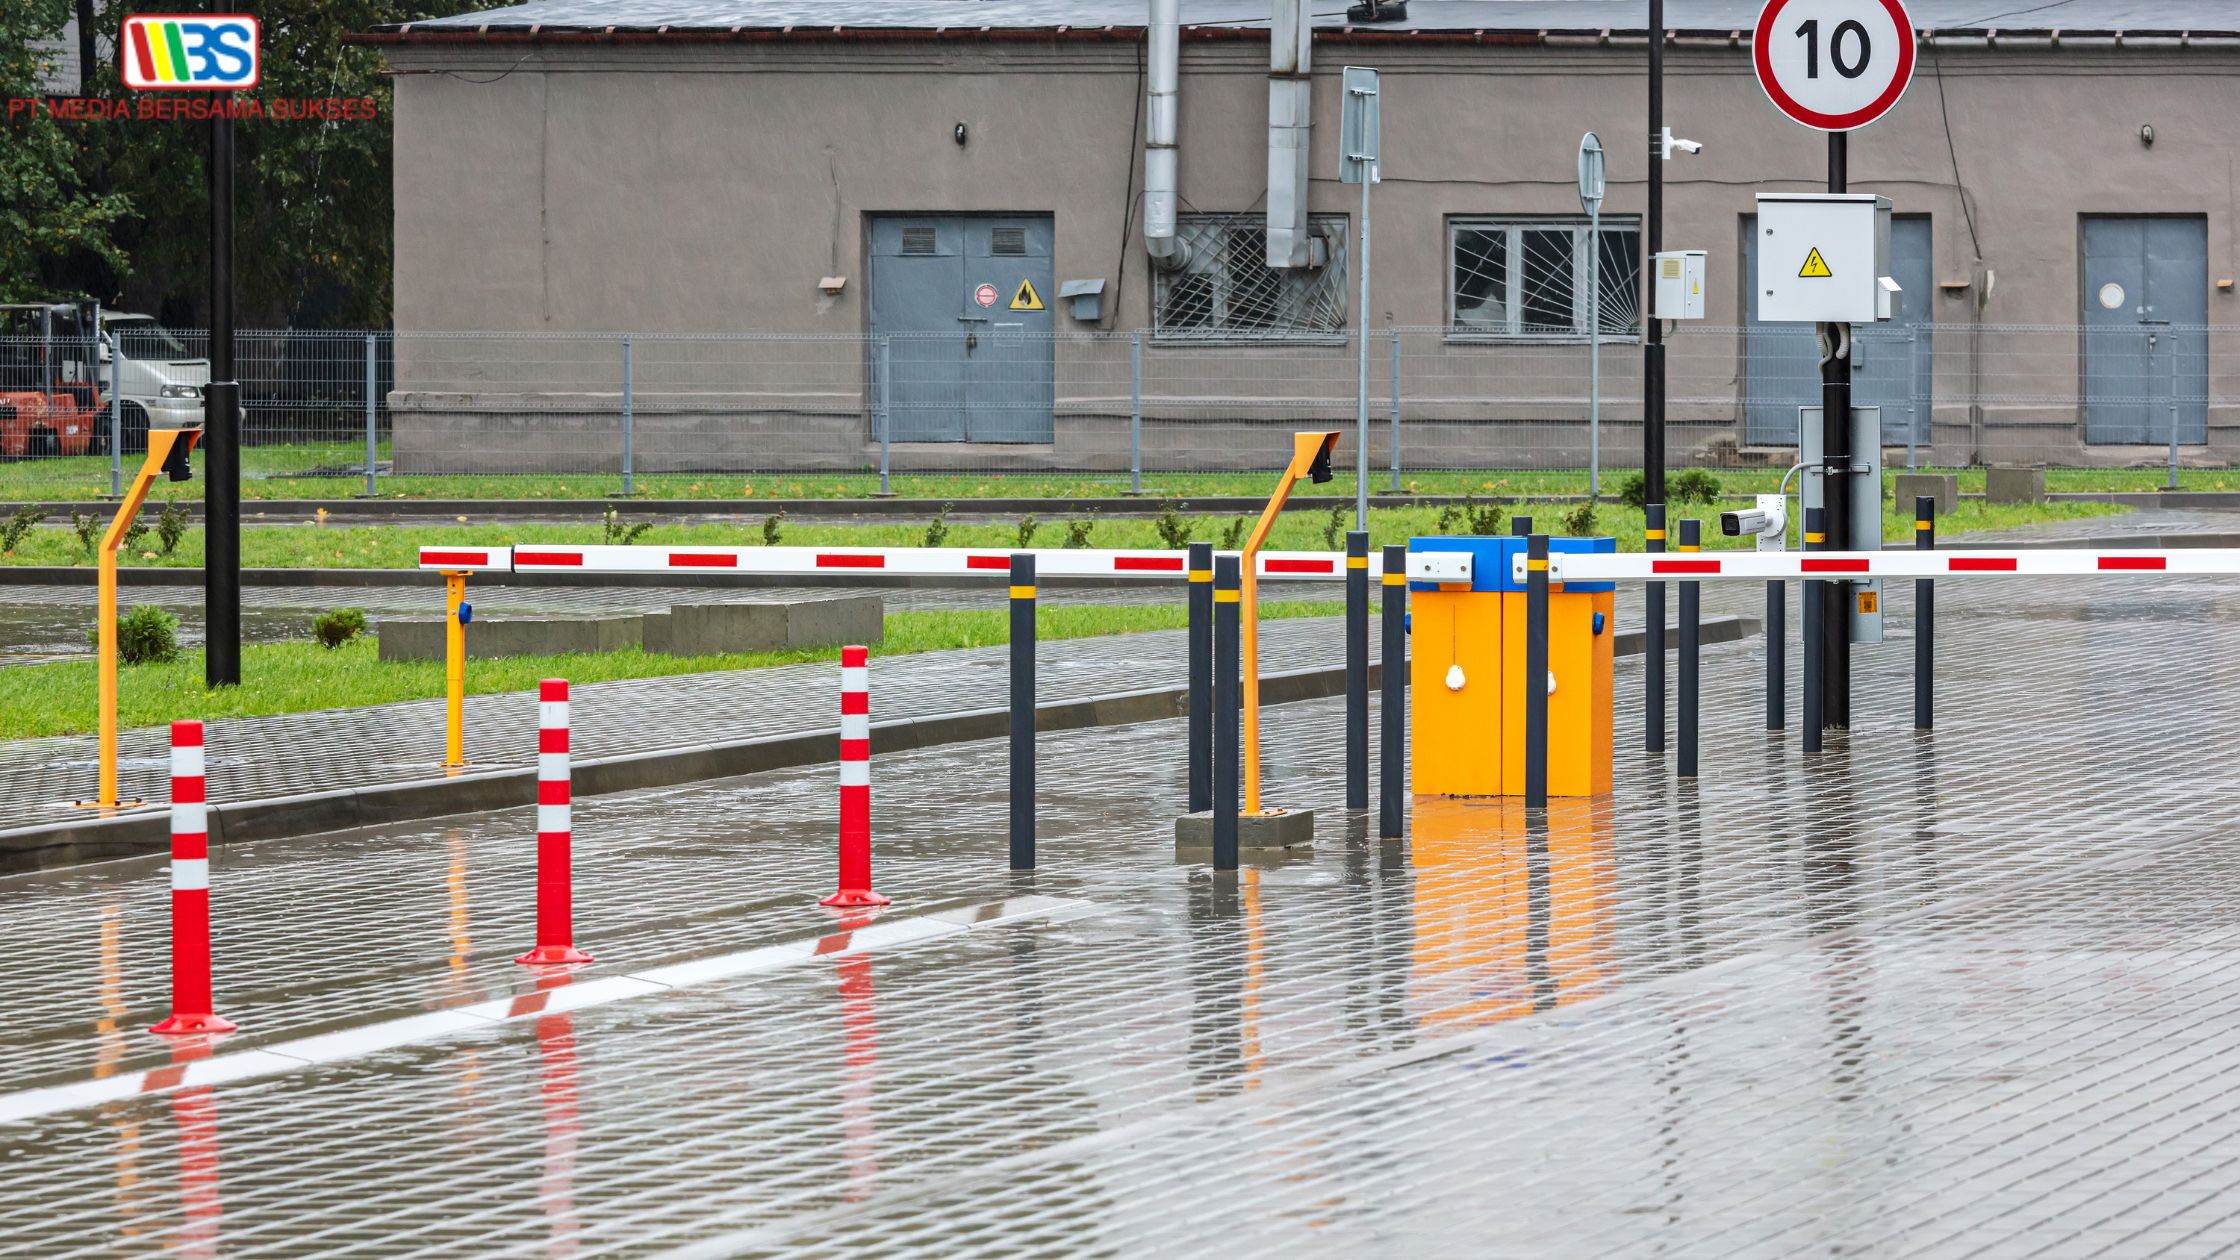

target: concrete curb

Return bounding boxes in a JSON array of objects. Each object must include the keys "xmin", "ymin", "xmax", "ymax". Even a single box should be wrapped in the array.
[{"xmin": 0, "ymin": 613, "xmax": 1758, "ymax": 872}]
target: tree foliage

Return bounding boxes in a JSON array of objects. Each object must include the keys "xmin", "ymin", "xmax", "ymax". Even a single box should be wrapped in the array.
[{"xmin": 0, "ymin": 0, "xmax": 132, "ymax": 303}]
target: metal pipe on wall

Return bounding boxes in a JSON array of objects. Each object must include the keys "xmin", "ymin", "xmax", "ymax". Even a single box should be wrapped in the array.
[
  {"xmin": 1265, "ymin": 0, "xmax": 1314, "ymax": 268},
  {"xmin": 1143, "ymin": 0, "xmax": 1189, "ymax": 269}
]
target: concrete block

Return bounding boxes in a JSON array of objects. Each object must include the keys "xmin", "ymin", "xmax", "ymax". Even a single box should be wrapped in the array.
[
  {"xmin": 1173, "ymin": 807, "xmax": 1316, "ymax": 858},
  {"xmin": 641, "ymin": 610, "xmax": 672, "ymax": 656},
  {"xmin": 375, "ymin": 615, "xmax": 644, "ymax": 662},
  {"xmin": 1986, "ymin": 465, "xmax": 2045, "ymax": 504},
  {"xmin": 1892, "ymin": 472, "xmax": 1959, "ymax": 517},
  {"xmin": 663, "ymin": 596, "xmax": 884, "ymax": 657},
  {"xmin": 784, "ymin": 595, "xmax": 885, "ymax": 650}
]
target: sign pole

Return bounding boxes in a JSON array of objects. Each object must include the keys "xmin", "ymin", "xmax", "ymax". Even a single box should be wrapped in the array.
[
  {"xmin": 1643, "ymin": 3, "xmax": 1667, "ymax": 756},
  {"xmin": 1821, "ymin": 132, "xmax": 1852, "ymax": 731},
  {"xmin": 1577, "ymin": 132, "xmax": 1606, "ymax": 499},
  {"xmin": 1340, "ymin": 66, "xmax": 1381, "ymax": 531}
]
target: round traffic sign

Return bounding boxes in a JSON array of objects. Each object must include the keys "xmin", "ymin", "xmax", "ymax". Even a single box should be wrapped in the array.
[
  {"xmin": 974, "ymin": 283, "xmax": 999, "ymax": 308},
  {"xmin": 1752, "ymin": 0, "xmax": 1916, "ymax": 132},
  {"xmin": 1577, "ymin": 132, "xmax": 1606, "ymax": 216}
]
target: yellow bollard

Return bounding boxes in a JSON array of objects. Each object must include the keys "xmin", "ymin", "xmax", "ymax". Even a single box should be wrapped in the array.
[
  {"xmin": 443, "ymin": 571, "xmax": 469, "ymax": 768},
  {"xmin": 1238, "ymin": 430, "xmax": 1341, "ymax": 816}
]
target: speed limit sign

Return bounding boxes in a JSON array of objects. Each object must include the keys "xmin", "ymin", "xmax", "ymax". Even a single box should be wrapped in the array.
[{"xmin": 1753, "ymin": 0, "xmax": 1916, "ymax": 131}]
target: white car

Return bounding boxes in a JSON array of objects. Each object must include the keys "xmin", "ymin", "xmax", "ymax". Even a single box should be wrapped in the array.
[{"xmin": 99, "ymin": 313, "xmax": 210, "ymax": 446}]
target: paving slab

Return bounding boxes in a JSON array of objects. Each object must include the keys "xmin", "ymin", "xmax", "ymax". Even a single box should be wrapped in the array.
[{"xmin": 0, "ymin": 565, "xmax": 2235, "ymax": 1254}]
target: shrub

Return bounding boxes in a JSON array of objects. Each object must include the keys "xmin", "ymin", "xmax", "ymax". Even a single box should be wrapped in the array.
[
  {"xmin": 602, "ymin": 509, "xmax": 652, "ymax": 546},
  {"xmin": 313, "ymin": 608, "xmax": 367, "ymax": 649},
  {"xmin": 1218, "ymin": 517, "xmax": 1248, "ymax": 550},
  {"xmin": 1669, "ymin": 468, "xmax": 1724, "ymax": 506},
  {"xmin": 1015, "ymin": 514, "xmax": 1039, "ymax": 548},
  {"xmin": 122, "ymin": 521, "xmax": 149, "ymax": 552},
  {"xmin": 1152, "ymin": 496, "xmax": 1192, "ymax": 549},
  {"xmin": 71, "ymin": 512, "xmax": 100, "ymax": 563},
  {"xmin": 1616, "ymin": 473, "xmax": 1649, "ymax": 512},
  {"xmin": 1561, "ymin": 499, "xmax": 1599, "ymax": 536},
  {"xmin": 922, "ymin": 501, "xmax": 953, "ymax": 548},
  {"xmin": 1438, "ymin": 496, "xmax": 1506, "ymax": 535},
  {"xmin": 155, "ymin": 500, "xmax": 188, "ymax": 556},
  {"xmin": 0, "ymin": 506, "xmax": 40, "ymax": 555},
  {"xmin": 1063, "ymin": 510, "xmax": 1100, "ymax": 548},
  {"xmin": 1321, "ymin": 504, "xmax": 1347, "ymax": 550},
  {"xmin": 762, "ymin": 509, "xmax": 786, "ymax": 546},
  {"xmin": 89, "ymin": 605, "xmax": 181, "ymax": 665}
]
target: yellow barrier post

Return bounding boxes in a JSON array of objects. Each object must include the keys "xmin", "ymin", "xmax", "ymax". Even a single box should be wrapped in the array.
[
  {"xmin": 443, "ymin": 570, "xmax": 470, "ymax": 768},
  {"xmin": 1239, "ymin": 430, "xmax": 1341, "ymax": 816},
  {"xmin": 84, "ymin": 426, "xmax": 199, "ymax": 810}
]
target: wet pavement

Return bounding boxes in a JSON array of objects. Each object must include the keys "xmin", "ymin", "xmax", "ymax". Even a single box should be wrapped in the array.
[{"xmin": 1, "ymin": 559, "xmax": 2238, "ymax": 1255}]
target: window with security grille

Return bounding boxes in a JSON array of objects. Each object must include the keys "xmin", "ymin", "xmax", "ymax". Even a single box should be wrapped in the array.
[
  {"xmin": 1154, "ymin": 214, "xmax": 1349, "ymax": 339},
  {"xmin": 1449, "ymin": 217, "xmax": 1642, "ymax": 339}
]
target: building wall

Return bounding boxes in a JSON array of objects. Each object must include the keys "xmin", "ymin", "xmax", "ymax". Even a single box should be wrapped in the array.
[{"xmin": 385, "ymin": 37, "xmax": 2240, "ymax": 471}]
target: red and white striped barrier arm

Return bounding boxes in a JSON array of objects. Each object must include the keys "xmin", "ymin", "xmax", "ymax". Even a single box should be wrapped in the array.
[
  {"xmin": 1518, "ymin": 548, "xmax": 2240, "ymax": 584},
  {"xmin": 422, "ymin": 544, "xmax": 1376, "ymax": 582},
  {"xmin": 517, "ymin": 679, "xmax": 592, "ymax": 966},
  {"xmin": 150, "ymin": 720, "xmax": 236, "ymax": 1036},
  {"xmin": 416, "ymin": 546, "xmax": 512, "ymax": 573}
]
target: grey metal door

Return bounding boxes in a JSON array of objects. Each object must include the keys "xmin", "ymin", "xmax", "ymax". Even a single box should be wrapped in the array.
[
  {"xmin": 2083, "ymin": 216, "xmax": 2206, "ymax": 444},
  {"xmin": 868, "ymin": 214, "xmax": 1054, "ymax": 444},
  {"xmin": 1745, "ymin": 216, "xmax": 1932, "ymax": 446}
]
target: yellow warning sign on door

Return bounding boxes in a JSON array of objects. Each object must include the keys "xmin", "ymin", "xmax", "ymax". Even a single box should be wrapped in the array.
[
  {"xmin": 1009, "ymin": 279, "xmax": 1044, "ymax": 311},
  {"xmin": 1798, "ymin": 247, "xmax": 1833, "ymax": 279}
]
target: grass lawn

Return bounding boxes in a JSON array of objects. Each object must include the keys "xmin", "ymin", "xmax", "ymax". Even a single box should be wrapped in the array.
[
  {"xmin": 0, "ymin": 498, "xmax": 2129, "ymax": 571},
  {"xmin": 0, "ymin": 600, "xmax": 1345, "ymax": 741},
  {"xmin": 5, "ymin": 446, "xmax": 2240, "ymax": 503}
]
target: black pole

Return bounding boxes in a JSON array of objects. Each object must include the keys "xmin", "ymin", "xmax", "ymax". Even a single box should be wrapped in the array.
[
  {"xmin": 1524, "ymin": 533, "xmax": 1550, "ymax": 809},
  {"xmin": 1645, "ymin": 502, "xmax": 1666, "ymax": 753},
  {"xmin": 1915, "ymin": 496, "xmax": 1934, "ymax": 731},
  {"xmin": 1821, "ymin": 131, "xmax": 1852, "ymax": 731},
  {"xmin": 1645, "ymin": 0, "xmax": 1665, "ymax": 506},
  {"xmin": 1345, "ymin": 530, "xmax": 1369, "ymax": 810},
  {"xmin": 1803, "ymin": 506, "xmax": 1825, "ymax": 754},
  {"xmin": 1187, "ymin": 541, "xmax": 1213, "ymax": 812},
  {"xmin": 1677, "ymin": 518, "xmax": 1700, "ymax": 778},
  {"xmin": 1510, "ymin": 515, "xmax": 1532, "ymax": 536},
  {"xmin": 1009, "ymin": 553, "xmax": 1036, "ymax": 870},
  {"xmin": 204, "ymin": 113, "xmax": 241, "ymax": 688},
  {"xmin": 1213, "ymin": 554, "xmax": 1242, "ymax": 871},
  {"xmin": 1766, "ymin": 579, "xmax": 1785, "ymax": 730},
  {"xmin": 1378, "ymin": 544, "xmax": 1406, "ymax": 839}
]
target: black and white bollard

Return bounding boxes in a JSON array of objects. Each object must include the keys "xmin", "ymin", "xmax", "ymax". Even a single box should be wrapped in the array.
[
  {"xmin": 1524, "ymin": 533, "xmax": 1550, "ymax": 810},
  {"xmin": 1645, "ymin": 502, "xmax": 1667, "ymax": 754},
  {"xmin": 1379, "ymin": 544, "xmax": 1406, "ymax": 839},
  {"xmin": 1212, "ymin": 554, "xmax": 1242, "ymax": 871},
  {"xmin": 1678, "ymin": 519, "xmax": 1701, "ymax": 778},
  {"xmin": 1803, "ymin": 506, "xmax": 1825, "ymax": 755},
  {"xmin": 1009, "ymin": 553, "xmax": 1036, "ymax": 871},
  {"xmin": 1767, "ymin": 576, "xmax": 1786, "ymax": 731},
  {"xmin": 1916, "ymin": 495, "xmax": 1934, "ymax": 731},
  {"xmin": 1187, "ymin": 541, "xmax": 1213, "ymax": 813},
  {"xmin": 1345, "ymin": 530, "xmax": 1369, "ymax": 810}
]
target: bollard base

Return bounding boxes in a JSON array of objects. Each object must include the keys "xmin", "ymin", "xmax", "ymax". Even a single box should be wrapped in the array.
[
  {"xmin": 1173, "ymin": 807, "xmax": 1316, "ymax": 859},
  {"xmin": 515, "ymin": 944, "xmax": 594, "ymax": 966},
  {"xmin": 150, "ymin": 1012, "xmax": 237, "ymax": 1036},
  {"xmin": 818, "ymin": 888, "xmax": 892, "ymax": 908}
]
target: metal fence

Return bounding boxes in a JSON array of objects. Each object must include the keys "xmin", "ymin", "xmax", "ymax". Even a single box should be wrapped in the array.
[{"xmin": 0, "ymin": 323, "xmax": 2229, "ymax": 499}]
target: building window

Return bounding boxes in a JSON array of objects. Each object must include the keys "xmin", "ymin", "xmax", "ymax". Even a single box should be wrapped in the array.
[
  {"xmin": 1449, "ymin": 217, "xmax": 1642, "ymax": 339},
  {"xmin": 1155, "ymin": 213, "xmax": 1349, "ymax": 340}
]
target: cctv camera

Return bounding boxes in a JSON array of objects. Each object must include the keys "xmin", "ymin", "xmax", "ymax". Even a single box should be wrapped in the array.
[
  {"xmin": 1673, "ymin": 137, "xmax": 1703, "ymax": 154},
  {"xmin": 1718, "ymin": 494, "xmax": 1788, "ymax": 551}
]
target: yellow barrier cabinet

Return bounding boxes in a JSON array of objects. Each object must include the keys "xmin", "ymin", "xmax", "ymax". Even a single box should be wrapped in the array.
[{"xmin": 1409, "ymin": 535, "xmax": 1615, "ymax": 799}]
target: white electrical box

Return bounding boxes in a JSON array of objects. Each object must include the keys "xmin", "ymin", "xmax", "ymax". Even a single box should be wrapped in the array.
[
  {"xmin": 1653, "ymin": 250, "xmax": 1706, "ymax": 320},
  {"xmin": 1755, "ymin": 193, "xmax": 1898, "ymax": 324}
]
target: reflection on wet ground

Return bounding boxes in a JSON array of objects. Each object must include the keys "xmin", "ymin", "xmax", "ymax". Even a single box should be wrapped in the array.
[{"xmin": 1, "ymin": 544, "xmax": 2239, "ymax": 1253}]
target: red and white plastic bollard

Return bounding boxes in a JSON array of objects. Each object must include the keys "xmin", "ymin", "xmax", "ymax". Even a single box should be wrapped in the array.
[
  {"xmin": 152, "ymin": 720, "xmax": 236, "ymax": 1035},
  {"xmin": 821, "ymin": 645, "xmax": 890, "ymax": 908},
  {"xmin": 517, "ymin": 679, "xmax": 593, "ymax": 965}
]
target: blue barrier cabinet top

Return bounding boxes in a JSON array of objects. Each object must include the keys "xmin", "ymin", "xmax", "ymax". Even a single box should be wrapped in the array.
[{"xmin": 1408, "ymin": 535, "xmax": 1615, "ymax": 593}]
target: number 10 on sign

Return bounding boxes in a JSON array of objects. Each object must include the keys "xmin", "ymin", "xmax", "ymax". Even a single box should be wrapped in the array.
[{"xmin": 1752, "ymin": 0, "xmax": 1915, "ymax": 132}]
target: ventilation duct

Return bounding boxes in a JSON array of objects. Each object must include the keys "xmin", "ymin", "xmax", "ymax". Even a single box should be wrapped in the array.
[
  {"xmin": 1143, "ymin": 0, "xmax": 1188, "ymax": 270},
  {"xmin": 1265, "ymin": 0, "xmax": 1314, "ymax": 268}
]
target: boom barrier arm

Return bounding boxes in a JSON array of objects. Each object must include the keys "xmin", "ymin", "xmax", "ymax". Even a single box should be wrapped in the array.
[{"xmin": 1515, "ymin": 548, "xmax": 2240, "ymax": 584}]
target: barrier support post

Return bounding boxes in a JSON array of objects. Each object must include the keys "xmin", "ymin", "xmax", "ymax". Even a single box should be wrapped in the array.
[
  {"xmin": 1678, "ymin": 518, "xmax": 1701, "ymax": 778},
  {"xmin": 151, "ymin": 719, "xmax": 234, "ymax": 1035},
  {"xmin": 1379, "ymin": 543, "xmax": 1406, "ymax": 839},
  {"xmin": 1511, "ymin": 514, "xmax": 1532, "ymax": 536},
  {"xmin": 1524, "ymin": 533, "xmax": 1550, "ymax": 810},
  {"xmin": 1213, "ymin": 554, "xmax": 1242, "ymax": 870},
  {"xmin": 1009, "ymin": 554, "xmax": 1036, "ymax": 871},
  {"xmin": 1345, "ymin": 531, "xmax": 1369, "ymax": 809},
  {"xmin": 823, "ymin": 645, "xmax": 890, "ymax": 907},
  {"xmin": 1803, "ymin": 506, "xmax": 1825, "ymax": 754},
  {"xmin": 1645, "ymin": 503, "xmax": 1667, "ymax": 754},
  {"xmin": 444, "ymin": 570, "xmax": 470, "ymax": 769},
  {"xmin": 1916, "ymin": 495, "xmax": 1934, "ymax": 731},
  {"xmin": 1187, "ymin": 541, "xmax": 1214, "ymax": 813},
  {"xmin": 86, "ymin": 424, "xmax": 201, "ymax": 810}
]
